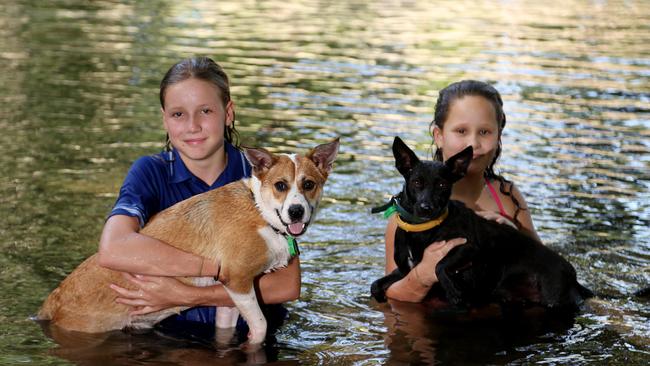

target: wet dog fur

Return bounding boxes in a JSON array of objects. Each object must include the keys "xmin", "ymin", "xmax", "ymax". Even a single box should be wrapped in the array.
[
  {"xmin": 371, "ymin": 137, "xmax": 593, "ymax": 313},
  {"xmin": 38, "ymin": 139, "xmax": 339, "ymax": 345}
]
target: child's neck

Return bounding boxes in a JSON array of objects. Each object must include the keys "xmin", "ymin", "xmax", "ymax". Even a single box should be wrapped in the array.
[
  {"xmin": 450, "ymin": 172, "xmax": 485, "ymax": 210},
  {"xmin": 181, "ymin": 149, "xmax": 228, "ymax": 187}
]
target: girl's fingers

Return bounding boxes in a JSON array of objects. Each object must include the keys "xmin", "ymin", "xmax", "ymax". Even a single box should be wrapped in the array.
[
  {"xmin": 121, "ymin": 272, "xmax": 154, "ymax": 286},
  {"xmin": 129, "ymin": 306, "xmax": 163, "ymax": 315},
  {"xmin": 425, "ymin": 238, "xmax": 467, "ymax": 253},
  {"xmin": 445, "ymin": 238, "xmax": 467, "ymax": 247},
  {"xmin": 114, "ymin": 297, "xmax": 149, "ymax": 307},
  {"xmin": 109, "ymin": 284, "xmax": 140, "ymax": 298}
]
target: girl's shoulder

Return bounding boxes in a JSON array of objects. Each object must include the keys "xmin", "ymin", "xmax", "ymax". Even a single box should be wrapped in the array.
[
  {"xmin": 126, "ymin": 152, "xmax": 171, "ymax": 180},
  {"xmin": 488, "ymin": 177, "xmax": 528, "ymax": 207},
  {"xmin": 225, "ymin": 143, "xmax": 252, "ymax": 179}
]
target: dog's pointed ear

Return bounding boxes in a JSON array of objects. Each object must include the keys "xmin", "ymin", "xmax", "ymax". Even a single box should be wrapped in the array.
[
  {"xmin": 308, "ymin": 137, "xmax": 340, "ymax": 175},
  {"xmin": 244, "ymin": 147, "xmax": 274, "ymax": 174},
  {"xmin": 443, "ymin": 146, "xmax": 473, "ymax": 181},
  {"xmin": 392, "ymin": 136, "xmax": 420, "ymax": 177}
]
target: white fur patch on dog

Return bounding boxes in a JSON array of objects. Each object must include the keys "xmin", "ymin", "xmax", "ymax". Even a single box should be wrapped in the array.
[
  {"xmin": 246, "ymin": 177, "xmax": 283, "ymax": 232},
  {"xmin": 258, "ymin": 226, "xmax": 292, "ymax": 271}
]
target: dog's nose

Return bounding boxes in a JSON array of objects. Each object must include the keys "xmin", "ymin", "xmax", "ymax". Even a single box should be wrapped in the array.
[
  {"xmin": 288, "ymin": 205, "xmax": 305, "ymax": 221},
  {"xmin": 419, "ymin": 202, "xmax": 433, "ymax": 213}
]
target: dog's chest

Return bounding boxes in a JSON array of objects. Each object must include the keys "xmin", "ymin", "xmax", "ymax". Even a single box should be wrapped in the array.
[
  {"xmin": 257, "ymin": 226, "xmax": 293, "ymax": 271},
  {"xmin": 395, "ymin": 220, "xmax": 473, "ymax": 270}
]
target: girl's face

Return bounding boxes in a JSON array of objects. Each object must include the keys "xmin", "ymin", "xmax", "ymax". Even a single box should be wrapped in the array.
[
  {"xmin": 162, "ymin": 78, "xmax": 233, "ymax": 164},
  {"xmin": 433, "ymin": 95, "xmax": 500, "ymax": 176}
]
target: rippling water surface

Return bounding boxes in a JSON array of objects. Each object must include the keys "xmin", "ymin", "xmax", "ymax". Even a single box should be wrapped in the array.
[{"xmin": 1, "ymin": 0, "xmax": 649, "ymax": 365}]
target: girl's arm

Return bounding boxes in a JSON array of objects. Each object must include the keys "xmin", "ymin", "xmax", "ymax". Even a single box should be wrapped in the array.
[
  {"xmin": 383, "ymin": 216, "xmax": 466, "ymax": 303},
  {"xmin": 509, "ymin": 183, "xmax": 541, "ymax": 242},
  {"xmin": 111, "ymin": 256, "xmax": 301, "ymax": 315},
  {"xmin": 97, "ymin": 214, "xmax": 219, "ymax": 277}
]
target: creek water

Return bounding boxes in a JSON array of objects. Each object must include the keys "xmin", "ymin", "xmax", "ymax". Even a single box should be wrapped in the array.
[{"xmin": 0, "ymin": 1, "xmax": 648, "ymax": 365}]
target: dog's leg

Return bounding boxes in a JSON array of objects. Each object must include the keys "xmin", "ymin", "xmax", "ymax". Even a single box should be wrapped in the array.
[
  {"xmin": 216, "ymin": 306, "xmax": 240, "ymax": 328},
  {"xmin": 214, "ymin": 307, "xmax": 240, "ymax": 345},
  {"xmin": 371, "ymin": 269, "xmax": 406, "ymax": 302},
  {"xmin": 223, "ymin": 286, "xmax": 267, "ymax": 345},
  {"xmin": 435, "ymin": 244, "xmax": 477, "ymax": 305}
]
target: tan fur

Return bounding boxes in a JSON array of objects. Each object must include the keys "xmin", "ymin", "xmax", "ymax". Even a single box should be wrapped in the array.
[
  {"xmin": 38, "ymin": 181, "xmax": 268, "ymax": 332},
  {"xmin": 38, "ymin": 139, "xmax": 339, "ymax": 341}
]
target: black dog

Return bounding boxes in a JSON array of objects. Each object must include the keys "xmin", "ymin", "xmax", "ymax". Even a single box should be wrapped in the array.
[{"xmin": 371, "ymin": 137, "xmax": 593, "ymax": 313}]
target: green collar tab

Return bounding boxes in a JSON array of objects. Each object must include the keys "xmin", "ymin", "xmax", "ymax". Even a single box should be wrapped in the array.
[
  {"xmin": 382, "ymin": 204, "xmax": 398, "ymax": 219},
  {"xmin": 287, "ymin": 235, "xmax": 299, "ymax": 257},
  {"xmin": 371, "ymin": 194, "xmax": 431, "ymax": 224}
]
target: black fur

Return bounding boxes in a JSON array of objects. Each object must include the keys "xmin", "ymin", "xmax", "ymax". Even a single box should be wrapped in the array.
[{"xmin": 371, "ymin": 136, "xmax": 593, "ymax": 313}]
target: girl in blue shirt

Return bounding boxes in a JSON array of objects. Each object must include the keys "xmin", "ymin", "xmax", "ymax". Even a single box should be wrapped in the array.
[{"xmin": 98, "ymin": 57, "xmax": 299, "ymax": 335}]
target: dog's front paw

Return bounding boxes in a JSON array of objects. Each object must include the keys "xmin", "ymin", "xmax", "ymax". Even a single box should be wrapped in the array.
[
  {"xmin": 371, "ymin": 271, "xmax": 405, "ymax": 303},
  {"xmin": 370, "ymin": 279, "xmax": 389, "ymax": 302}
]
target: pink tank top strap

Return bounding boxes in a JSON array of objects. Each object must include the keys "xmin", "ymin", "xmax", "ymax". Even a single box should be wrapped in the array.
[{"xmin": 485, "ymin": 178, "xmax": 511, "ymax": 220}]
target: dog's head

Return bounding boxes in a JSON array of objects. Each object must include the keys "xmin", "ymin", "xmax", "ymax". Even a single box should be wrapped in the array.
[
  {"xmin": 244, "ymin": 138, "xmax": 339, "ymax": 237},
  {"xmin": 392, "ymin": 136, "xmax": 472, "ymax": 219}
]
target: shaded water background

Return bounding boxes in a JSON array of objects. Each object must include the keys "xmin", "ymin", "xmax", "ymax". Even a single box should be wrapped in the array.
[{"xmin": 1, "ymin": 0, "xmax": 649, "ymax": 364}]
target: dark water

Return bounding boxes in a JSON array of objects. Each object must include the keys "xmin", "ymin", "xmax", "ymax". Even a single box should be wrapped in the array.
[{"xmin": 1, "ymin": 0, "xmax": 649, "ymax": 364}]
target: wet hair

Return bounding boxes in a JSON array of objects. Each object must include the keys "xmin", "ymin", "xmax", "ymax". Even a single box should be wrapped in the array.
[
  {"xmin": 429, "ymin": 80, "xmax": 525, "ymax": 227},
  {"xmin": 159, "ymin": 57, "xmax": 240, "ymax": 150}
]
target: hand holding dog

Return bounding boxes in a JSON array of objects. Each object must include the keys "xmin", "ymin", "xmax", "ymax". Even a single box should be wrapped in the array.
[
  {"xmin": 111, "ymin": 273, "xmax": 194, "ymax": 315},
  {"xmin": 475, "ymin": 210, "xmax": 517, "ymax": 229},
  {"xmin": 384, "ymin": 237, "xmax": 467, "ymax": 303},
  {"xmin": 416, "ymin": 238, "xmax": 468, "ymax": 286}
]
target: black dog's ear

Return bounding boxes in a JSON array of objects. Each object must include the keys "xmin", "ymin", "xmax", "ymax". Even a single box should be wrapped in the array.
[
  {"xmin": 392, "ymin": 136, "xmax": 420, "ymax": 177},
  {"xmin": 443, "ymin": 146, "xmax": 473, "ymax": 181}
]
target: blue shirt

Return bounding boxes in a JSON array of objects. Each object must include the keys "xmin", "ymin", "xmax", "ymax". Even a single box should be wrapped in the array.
[
  {"xmin": 110, "ymin": 141, "xmax": 251, "ymax": 227},
  {"xmin": 109, "ymin": 141, "xmax": 251, "ymax": 325}
]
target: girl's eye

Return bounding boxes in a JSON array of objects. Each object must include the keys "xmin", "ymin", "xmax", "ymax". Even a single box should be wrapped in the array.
[
  {"xmin": 275, "ymin": 181, "xmax": 288, "ymax": 192},
  {"xmin": 480, "ymin": 129, "xmax": 491, "ymax": 135},
  {"xmin": 302, "ymin": 180, "xmax": 315, "ymax": 191},
  {"xmin": 202, "ymin": 108, "xmax": 212, "ymax": 114},
  {"xmin": 455, "ymin": 128, "xmax": 466, "ymax": 134},
  {"xmin": 172, "ymin": 111, "xmax": 183, "ymax": 118}
]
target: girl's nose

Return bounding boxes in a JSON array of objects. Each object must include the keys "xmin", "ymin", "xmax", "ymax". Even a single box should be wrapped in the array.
[
  {"xmin": 468, "ymin": 134, "xmax": 481, "ymax": 150},
  {"xmin": 188, "ymin": 117, "xmax": 201, "ymax": 132}
]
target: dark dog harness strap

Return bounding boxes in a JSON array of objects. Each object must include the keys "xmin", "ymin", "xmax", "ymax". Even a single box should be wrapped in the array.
[
  {"xmin": 371, "ymin": 193, "xmax": 430, "ymax": 224},
  {"xmin": 372, "ymin": 191, "xmax": 449, "ymax": 232}
]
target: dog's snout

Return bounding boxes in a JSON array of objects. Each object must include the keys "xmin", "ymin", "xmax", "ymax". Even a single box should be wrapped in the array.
[
  {"xmin": 419, "ymin": 202, "xmax": 433, "ymax": 212},
  {"xmin": 288, "ymin": 205, "xmax": 305, "ymax": 221}
]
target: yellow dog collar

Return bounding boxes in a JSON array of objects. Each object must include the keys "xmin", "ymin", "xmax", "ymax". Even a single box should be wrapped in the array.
[{"xmin": 395, "ymin": 209, "xmax": 448, "ymax": 232}]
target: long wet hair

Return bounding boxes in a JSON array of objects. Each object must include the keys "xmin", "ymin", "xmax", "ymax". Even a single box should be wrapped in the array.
[
  {"xmin": 429, "ymin": 80, "xmax": 525, "ymax": 226},
  {"xmin": 159, "ymin": 57, "xmax": 240, "ymax": 151}
]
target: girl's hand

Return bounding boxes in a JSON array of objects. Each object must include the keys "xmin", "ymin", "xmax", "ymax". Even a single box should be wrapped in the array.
[
  {"xmin": 414, "ymin": 238, "xmax": 467, "ymax": 286},
  {"xmin": 110, "ymin": 273, "xmax": 193, "ymax": 315},
  {"xmin": 476, "ymin": 210, "xmax": 517, "ymax": 229}
]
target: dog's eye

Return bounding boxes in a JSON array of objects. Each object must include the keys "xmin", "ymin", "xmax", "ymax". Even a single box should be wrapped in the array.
[
  {"xmin": 302, "ymin": 180, "xmax": 315, "ymax": 191},
  {"xmin": 274, "ymin": 181, "xmax": 288, "ymax": 192},
  {"xmin": 413, "ymin": 179, "xmax": 422, "ymax": 188}
]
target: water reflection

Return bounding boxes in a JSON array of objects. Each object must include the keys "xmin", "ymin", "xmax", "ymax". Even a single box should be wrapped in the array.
[
  {"xmin": 39, "ymin": 321, "xmax": 287, "ymax": 366},
  {"xmin": 376, "ymin": 300, "xmax": 580, "ymax": 365},
  {"xmin": 0, "ymin": 0, "xmax": 649, "ymax": 364}
]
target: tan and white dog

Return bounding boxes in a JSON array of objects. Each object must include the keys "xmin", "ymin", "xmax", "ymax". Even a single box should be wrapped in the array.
[{"xmin": 38, "ymin": 138, "xmax": 339, "ymax": 345}]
